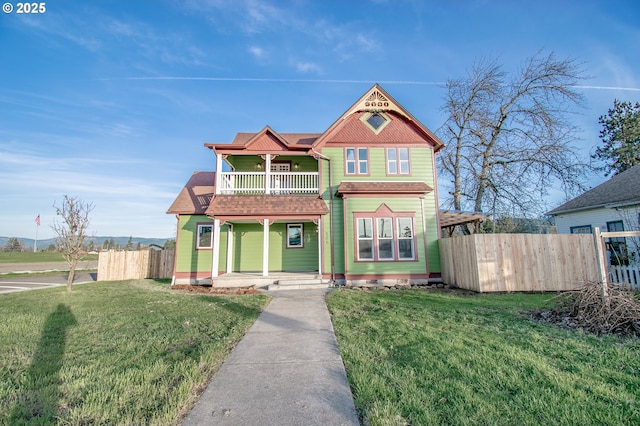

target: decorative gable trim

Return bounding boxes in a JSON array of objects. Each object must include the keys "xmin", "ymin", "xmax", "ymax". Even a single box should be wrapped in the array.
[
  {"xmin": 346, "ymin": 87, "xmax": 407, "ymax": 118},
  {"xmin": 312, "ymin": 84, "xmax": 445, "ymax": 152}
]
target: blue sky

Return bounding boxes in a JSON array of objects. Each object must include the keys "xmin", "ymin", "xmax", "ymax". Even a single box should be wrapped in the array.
[{"xmin": 1, "ymin": 0, "xmax": 639, "ymax": 240}]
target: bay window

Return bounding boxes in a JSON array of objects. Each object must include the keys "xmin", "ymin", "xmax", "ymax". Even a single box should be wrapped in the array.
[{"xmin": 355, "ymin": 214, "xmax": 416, "ymax": 261}]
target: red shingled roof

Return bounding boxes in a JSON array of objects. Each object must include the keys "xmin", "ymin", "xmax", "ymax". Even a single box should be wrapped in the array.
[
  {"xmin": 166, "ymin": 172, "xmax": 215, "ymax": 214},
  {"xmin": 206, "ymin": 194, "xmax": 329, "ymax": 218},
  {"xmin": 336, "ymin": 181, "xmax": 433, "ymax": 196}
]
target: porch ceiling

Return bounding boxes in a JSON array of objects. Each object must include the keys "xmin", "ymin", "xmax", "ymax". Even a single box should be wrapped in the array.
[{"xmin": 206, "ymin": 194, "xmax": 329, "ymax": 218}]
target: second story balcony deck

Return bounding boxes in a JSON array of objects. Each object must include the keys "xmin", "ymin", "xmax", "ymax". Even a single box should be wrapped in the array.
[{"xmin": 217, "ymin": 171, "xmax": 319, "ymax": 195}]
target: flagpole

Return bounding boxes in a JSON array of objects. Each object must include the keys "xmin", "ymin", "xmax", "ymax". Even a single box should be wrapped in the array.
[{"xmin": 34, "ymin": 214, "xmax": 40, "ymax": 253}]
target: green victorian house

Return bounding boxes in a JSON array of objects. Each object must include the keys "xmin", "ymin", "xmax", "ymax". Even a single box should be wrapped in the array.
[{"xmin": 167, "ymin": 84, "xmax": 445, "ymax": 287}]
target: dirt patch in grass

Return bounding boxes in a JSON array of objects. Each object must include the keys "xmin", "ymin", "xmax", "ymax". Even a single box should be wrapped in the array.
[{"xmin": 171, "ymin": 284, "xmax": 262, "ymax": 295}]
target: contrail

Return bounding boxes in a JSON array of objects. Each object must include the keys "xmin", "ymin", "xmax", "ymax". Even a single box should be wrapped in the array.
[
  {"xmin": 94, "ymin": 77, "xmax": 640, "ymax": 92},
  {"xmin": 93, "ymin": 76, "xmax": 442, "ymax": 85},
  {"xmin": 575, "ymin": 85, "xmax": 640, "ymax": 92}
]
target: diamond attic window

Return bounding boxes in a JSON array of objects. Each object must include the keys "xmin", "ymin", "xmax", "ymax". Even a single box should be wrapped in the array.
[{"xmin": 367, "ymin": 113, "xmax": 386, "ymax": 130}]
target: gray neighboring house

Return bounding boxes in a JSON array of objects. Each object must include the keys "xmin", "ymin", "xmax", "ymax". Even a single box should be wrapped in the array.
[{"xmin": 548, "ymin": 164, "xmax": 640, "ymax": 266}]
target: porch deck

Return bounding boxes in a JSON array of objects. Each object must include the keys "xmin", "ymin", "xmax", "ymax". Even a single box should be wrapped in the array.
[{"xmin": 209, "ymin": 271, "xmax": 331, "ymax": 290}]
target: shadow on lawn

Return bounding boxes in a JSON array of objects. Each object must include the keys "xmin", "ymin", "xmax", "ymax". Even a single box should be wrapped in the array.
[{"xmin": 8, "ymin": 304, "xmax": 77, "ymax": 424}]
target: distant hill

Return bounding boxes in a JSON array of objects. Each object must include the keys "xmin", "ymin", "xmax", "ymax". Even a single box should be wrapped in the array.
[{"xmin": 0, "ymin": 236, "xmax": 173, "ymax": 251}]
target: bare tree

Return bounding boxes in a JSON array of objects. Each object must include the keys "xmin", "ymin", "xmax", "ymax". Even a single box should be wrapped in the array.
[
  {"xmin": 439, "ymin": 51, "xmax": 590, "ymax": 221},
  {"xmin": 51, "ymin": 195, "xmax": 94, "ymax": 293}
]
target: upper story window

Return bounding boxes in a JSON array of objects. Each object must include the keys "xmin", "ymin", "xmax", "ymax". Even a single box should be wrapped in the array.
[
  {"xmin": 387, "ymin": 148, "xmax": 410, "ymax": 175},
  {"xmin": 346, "ymin": 148, "xmax": 369, "ymax": 175},
  {"xmin": 570, "ymin": 225, "xmax": 592, "ymax": 234}
]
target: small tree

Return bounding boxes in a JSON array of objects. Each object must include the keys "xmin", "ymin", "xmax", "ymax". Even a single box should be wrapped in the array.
[
  {"xmin": 4, "ymin": 237, "xmax": 24, "ymax": 252},
  {"xmin": 592, "ymin": 99, "xmax": 640, "ymax": 176},
  {"xmin": 51, "ymin": 195, "xmax": 94, "ymax": 293},
  {"xmin": 125, "ymin": 236, "xmax": 134, "ymax": 251}
]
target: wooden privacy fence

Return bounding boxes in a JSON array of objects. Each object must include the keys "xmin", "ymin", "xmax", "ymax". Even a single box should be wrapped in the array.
[
  {"xmin": 98, "ymin": 250, "xmax": 175, "ymax": 281},
  {"xmin": 439, "ymin": 234, "xmax": 599, "ymax": 292}
]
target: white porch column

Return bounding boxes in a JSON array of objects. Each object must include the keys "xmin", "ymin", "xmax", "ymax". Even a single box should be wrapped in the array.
[
  {"xmin": 215, "ymin": 154, "xmax": 223, "ymax": 195},
  {"xmin": 211, "ymin": 219, "xmax": 221, "ymax": 279},
  {"xmin": 265, "ymin": 154, "xmax": 271, "ymax": 194},
  {"xmin": 262, "ymin": 219, "xmax": 270, "ymax": 277},
  {"xmin": 317, "ymin": 219, "xmax": 323, "ymax": 276},
  {"xmin": 226, "ymin": 224, "xmax": 233, "ymax": 274}
]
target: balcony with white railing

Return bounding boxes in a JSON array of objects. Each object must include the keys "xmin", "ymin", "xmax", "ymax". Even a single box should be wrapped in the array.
[{"xmin": 217, "ymin": 171, "xmax": 319, "ymax": 195}]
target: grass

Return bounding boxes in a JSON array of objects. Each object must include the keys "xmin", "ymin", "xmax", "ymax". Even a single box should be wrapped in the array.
[
  {"xmin": 0, "ymin": 252, "xmax": 99, "ymax": 263},
  {"xmin": 326, "ymin": 289, "xmax": 640, "ymax": 426},
  {"xmin": 0, "ymin": 279, "xmax": 269, "ymax": 425}
]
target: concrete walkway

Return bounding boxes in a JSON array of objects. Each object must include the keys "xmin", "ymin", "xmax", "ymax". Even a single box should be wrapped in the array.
[{"xmin": 182, "ymin": 289, "xmax": 360, "ymax": 426}]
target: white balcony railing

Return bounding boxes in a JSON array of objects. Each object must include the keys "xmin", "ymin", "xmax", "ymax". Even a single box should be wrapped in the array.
[{"xmin": 218, "ymin": 172, "xmax": 319, "ymax": 194}]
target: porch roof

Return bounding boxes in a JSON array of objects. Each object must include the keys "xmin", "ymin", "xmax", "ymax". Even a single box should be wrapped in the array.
[
  {"xmin": 166, "ymin": 171, "xmax": 214, "ymax": 214},
  {"xmin": 336, "ymin": 181, "xmax": 433, "ymax": 196},
  {"xmin": 439, "ymin": 210, "xmax": 488, "ymax": 236},
  {"xmin": 206, "ymin": 194, "xmax": 329, "ymax": 219}
]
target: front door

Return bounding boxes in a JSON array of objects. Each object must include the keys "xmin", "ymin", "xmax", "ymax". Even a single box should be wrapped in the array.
[{"xmin": 271, "ymin": 162, "xmax": 291, "ymax": 193}]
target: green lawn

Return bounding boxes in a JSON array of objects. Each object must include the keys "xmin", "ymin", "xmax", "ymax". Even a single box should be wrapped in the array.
[
  {"xmin": 0, "ymin": 252, "xmax": 99, "ymax": 263},
  {"xmin": 326, "ymin": 289, "xmax": 640, "ymax": 426},
  {"xmin": 0, "ymin": 280, "xmax": 269, "ymax": 425}
]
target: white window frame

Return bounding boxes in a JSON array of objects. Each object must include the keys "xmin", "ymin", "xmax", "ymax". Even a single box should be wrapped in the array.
[
  {"xmin": 357, "ymin": 218, "xmax": 374, "ymax": 260},
  {"xmin": 286, "ymin": 223, "xmax": 304, "ymax": 249},
  {"xmin": 396, "ymin": 217, "xmax": 415, "ymax": 260},
  {"xmin": 377, "ymin": 217, "xmax": 394, "ymax": 260},
  {"xmin": 346, "ymin": 147, "xmax": 369, "ymax": 175},
  {"xmin": 196, "ymin": 224, "xmax": 213, "ymax": 249},
  {"xmin": 387, "ymin": 148, "xmax": 410, "ymax": 175}
]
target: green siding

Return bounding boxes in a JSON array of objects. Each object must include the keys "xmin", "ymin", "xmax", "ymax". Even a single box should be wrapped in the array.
[
  {"xmin": 232, "ymin": 223, "xmax": 263, "ymax": 271},
  {"xmin": 320, "ymin": 157, "xmax": 345, "ymax": 275},
  {"xmin": 321, "ymin": 146, "xmax": 435, "ymax": 186},
  {"xmin": 319, "ymin": 146, "xmax": 440, "ymax": 275},
  {"xmin": 176, "ymin": 217, "xmax": 318, "ymax": 273},
  {"xmin": 175, "ymin": 215, "xmax": 228, "ymax": 273},
  {"xmin": 232, "ymin": 222, "xmax": 318, "ymax": 272}
]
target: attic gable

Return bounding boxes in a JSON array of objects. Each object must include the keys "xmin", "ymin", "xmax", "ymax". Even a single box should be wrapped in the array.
[
  {"xmin": 313, "ymin": 84, "xmax": 444, "ymax": 151},
  {"xmin": 206, "ymin": 126, "xmax": 311, "ymax": 155},
  {"xmin": 243, "ymin": 126, "xmax": 290, "ymax": 153}
]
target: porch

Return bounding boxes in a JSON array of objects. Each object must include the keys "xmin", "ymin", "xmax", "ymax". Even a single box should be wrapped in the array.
[{"xmin": 210, "ymin": 271, "xmax": 331, "ymax": 290}]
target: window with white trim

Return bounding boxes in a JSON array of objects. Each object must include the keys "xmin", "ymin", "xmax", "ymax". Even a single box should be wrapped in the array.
[
  {"xmin": 570, "ymin": 225, "xmax": 592, "ymax": 234},
  {"xmin": 346, "ymin": 148, "xmax": 369, "ymax": 175},
  {"xmin": 377, "ymin": 218, "xmax": 394, "ymax": 260},
  {"xmin": 357, "ymin": 218, "xmax": 374, "ymax": 259},
  {"xmin": 286, "ymin": 223, "xmax": 304, "ymax": 248},
  {"xmin": 397, "ymin": 217, "xmax": 414, "ymax": 259},
  {"xmin": 197, "ymin": 224, "xmax": 213, "ymax": 249},
  {"xmin": 387, "ymin": 148, "xmax": 410, "ymax": 175}
]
